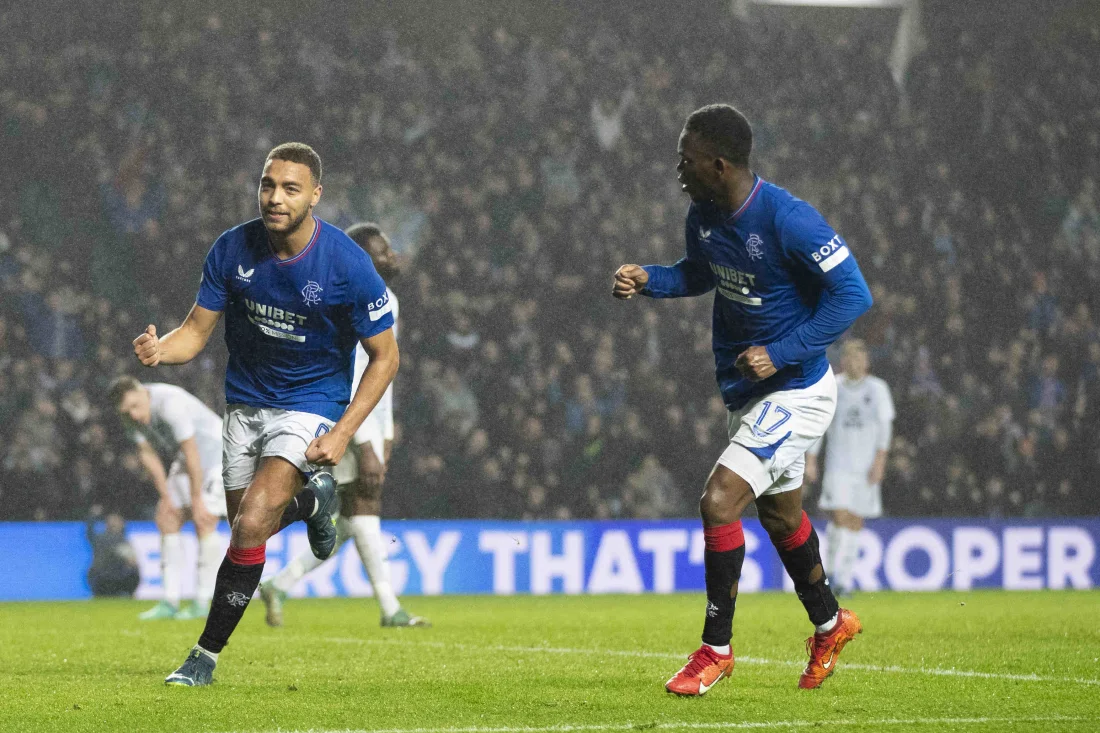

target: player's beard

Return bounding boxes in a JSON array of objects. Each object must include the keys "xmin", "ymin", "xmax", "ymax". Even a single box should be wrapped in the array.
[
  {"xmin": 265, "ymin": 206, "xmax": 311, "ymax": 236},
  {"xmin": 285, "ymin": 206, "xmax": 311, "ymax": 234}
]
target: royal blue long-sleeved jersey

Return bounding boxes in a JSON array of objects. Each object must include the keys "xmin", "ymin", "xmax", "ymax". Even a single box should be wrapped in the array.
[{"xmin": 643, "ymin": 177, "xmax": 872, "ymax": 410}]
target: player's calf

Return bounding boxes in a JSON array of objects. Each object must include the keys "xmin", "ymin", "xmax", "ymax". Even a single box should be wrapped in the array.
[{"xmin": 766, "ymin": 510, "xmax": 840, "ymax": 630}]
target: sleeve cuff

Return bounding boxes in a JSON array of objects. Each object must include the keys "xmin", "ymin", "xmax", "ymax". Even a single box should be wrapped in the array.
[{"xmin": 764, "ymin": 343, "xmax": 787, "ymax": 370}]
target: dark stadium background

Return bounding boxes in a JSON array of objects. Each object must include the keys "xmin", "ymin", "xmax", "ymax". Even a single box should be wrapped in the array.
[{"xmin": 2, "ymin": 0, "xmax": 1099, "ymax": 523}]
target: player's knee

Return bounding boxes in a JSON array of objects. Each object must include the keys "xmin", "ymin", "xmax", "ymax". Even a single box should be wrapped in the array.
[
  {"xmin": 759, "ymin": 506, "xmax": 802, "ymax": 540},
  {"xmin": 699, "ymin": 473, "xmax": 751, "ymax": 525},
  {"xmin": 231, "ymin": 505, "xmax": 277, "ymax": 545},
  {"xmin": 351, "ymin": 493, "xmax": 381, "ymax": 516},
  {"xmin": 356, "ymin": 476, "xmax": 383, "ymax": 504},
  {"xmin": 195, "ymin": 515, "xmax": 217, "ymax": 536},
  {"xmin": 156, "ymin": 508, "xmax": 181, "ymax": 534}
]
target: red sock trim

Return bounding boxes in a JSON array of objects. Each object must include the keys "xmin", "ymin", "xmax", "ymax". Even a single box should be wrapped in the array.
[
  {"xmin": 777, "ymin": 511, "xmax": 813, "ymax": 552},
  {"xmin": 704, "ymin": 521, "xmax": 745, "ymax": 552},
  {"xmin": 227, "ymin": 544, "xmax": 266, "ymax": 566}
]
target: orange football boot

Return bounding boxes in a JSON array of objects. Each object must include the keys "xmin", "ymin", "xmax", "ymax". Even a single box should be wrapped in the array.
[
  {"xmin": 799, "ymin": 608, "xmax": 862, "ymax": 689},
  {"xmin": 665, "ymin": 645, "xmax": 735, "ymax": 696}
]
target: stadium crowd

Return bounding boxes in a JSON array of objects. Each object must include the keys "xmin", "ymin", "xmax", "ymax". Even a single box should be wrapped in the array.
[{"xmin": 2, "ymin": 4, "xmax": 1098, "ymax": 521}]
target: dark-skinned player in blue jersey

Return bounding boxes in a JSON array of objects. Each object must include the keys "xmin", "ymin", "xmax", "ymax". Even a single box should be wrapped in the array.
[
  {"xmin": 614, "ymin": 104, "xmax": 873, "ymax": 696},
  {"xmin": 132, "ymin": 143, "xmax": 398, "ymax": 686}
]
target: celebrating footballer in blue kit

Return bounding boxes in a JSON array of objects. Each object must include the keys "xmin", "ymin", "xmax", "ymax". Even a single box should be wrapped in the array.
[
  {"xmin": 131, "ymin": 142, "xmax": 399, "ymax": 687},
  {"xmin": 613, "ymin": 105, "xmax": 873, "ymax": 696}
]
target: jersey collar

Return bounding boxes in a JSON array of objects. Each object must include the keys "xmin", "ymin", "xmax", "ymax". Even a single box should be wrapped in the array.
[
  {"xmin": 270, "ymin": 216, "xmax": 321, "ymax": 266},
  {"xmin": 727, "ymin": 175, "xmax": 762, "ymax": 222}
]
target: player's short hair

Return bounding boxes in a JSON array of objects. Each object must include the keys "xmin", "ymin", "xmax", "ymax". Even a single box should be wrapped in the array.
[
  {"xmin": 684, "ymin": 104, "xmax": 753, "ymax": 167},
  {"xmin": 344, "ymin": 222, "xmax": 387, "ymax": 249},
  {"xmin": 266, "ymin": 142, "xmax": 322, "ymax": 185},
  {"xmin": 843, "ymin": 338, "xmax": 868, "ymax": 354},
  {"xmin": 107, "ymin": 375, "xmax": 143, "ymax": 406}
]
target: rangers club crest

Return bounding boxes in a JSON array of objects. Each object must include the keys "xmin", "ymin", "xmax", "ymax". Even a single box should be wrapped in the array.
[
  {"xmin": 301, "ymin": 280, "xmax": 323, "ymax": 306},
  {"xmin": 745, "ymin": 233, "xmax": 764, "ymax": 261}
]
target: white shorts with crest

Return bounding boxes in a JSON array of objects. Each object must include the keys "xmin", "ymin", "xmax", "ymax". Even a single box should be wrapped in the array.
[
  {"xmin": 717, "ymin": 368, "xmax": 837, "ymax": 498},
  {"xmin": 222, "ymin": 405, "xmax": 335, "ymax": 491}
]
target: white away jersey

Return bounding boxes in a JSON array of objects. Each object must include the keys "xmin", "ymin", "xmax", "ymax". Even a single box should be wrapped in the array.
[
  {"xmin": 351, "ymin": 288, "xmax": 398, "ymax": 440},
  {"xmin": 131, "ymin": 383, "xmax": 223, "ymax": 472},
  {"xmin": 817, "ymin": 374, "xmax": 894, "ymax": 477}
]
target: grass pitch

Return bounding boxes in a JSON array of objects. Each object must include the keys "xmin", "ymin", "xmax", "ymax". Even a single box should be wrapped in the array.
[{"xmin": 2, "ymin": 591, "xmax": 1098, "ymax": 733}]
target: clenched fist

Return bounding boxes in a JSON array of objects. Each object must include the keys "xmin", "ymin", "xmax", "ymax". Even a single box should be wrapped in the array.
[
  {"xmin": 735, "ymin": 345, "xmax": 777, "ymax": 382},
  {"xmin": 133, "ymin": 325, "xmax": 161, "ymax": 367},
  {"xmin": 306, "ymin": 430, "xmax": 350, "ymax": 466},
  {"xmin": 613, "ymin": 264, "xmax": 649, "ymax": 299}
]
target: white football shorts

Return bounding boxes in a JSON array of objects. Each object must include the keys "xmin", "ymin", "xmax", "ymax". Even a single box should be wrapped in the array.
[
  {"xmin": 166, "ymin": 460, "xmax": 226, "ymax": 516},
  {"xmin": 222, "ymin": 405, "xmax": 336, "ymax": 491},
  {"xmin": 717, "ymin": 368, "xmax": 837, "ymax": 498},
  {"xmin": 818, "ymin": 471, "xmax": 882, "ymax": 518}
]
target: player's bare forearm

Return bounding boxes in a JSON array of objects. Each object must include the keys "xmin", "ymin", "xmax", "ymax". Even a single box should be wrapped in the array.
[
  {"xmin": 134, "ymin": 304, "xmax": 221, "ymax": 367},
  {"xmin": 334, "ymin": 350, "xmax": 399, "ymax": 441},
  {"xmin": 306, "ymin": 329, "xmax": 399, "ymax": 466},
  {"xmin": 159, "ymin": 305, "xmax": 221, "ymax": 364},
  {"xmin": 138, "ymin": 445, "xmax": 171, "ymax": 501},
  {"xmin": 868, "ymin": 449, "xmax": 888, "ymax": 484},
  {"xmin": 179, "ymin": 438, "xmax": 205, "ymax": 505}
]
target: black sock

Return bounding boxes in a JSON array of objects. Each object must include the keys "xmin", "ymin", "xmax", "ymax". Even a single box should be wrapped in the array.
[
  {"xmin": 276, "ymin": 488, "xmax": 316, "ymax": 533},
  {"xmin": 701, "ymin": 522, "xmax": 746, "ymax": 647},
  {"xmin": 197, "ymin": 547, "xmax": 266, "ymax": 654},
  {"xmin": 773, "ymin": 511, "xmax": 839, "ymax": 627}
]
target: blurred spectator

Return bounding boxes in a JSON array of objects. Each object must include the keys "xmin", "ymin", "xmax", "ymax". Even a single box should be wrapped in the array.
[
  {"xmin": 85, "ymin": 506, "xmax": 140, "ymax": 597},
  {"xmin": 2, "ymin": 2, "xmax": 1099, "ymax": 520}
]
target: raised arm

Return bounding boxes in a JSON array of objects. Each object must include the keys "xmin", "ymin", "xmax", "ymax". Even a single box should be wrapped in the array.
[
  {"xmin": 614, "ymin": 216, "xmax": 716, "ymax": 300},
  {"xmin": 133, "ymin": 304, "xmax": 222, "ymax": 367}
]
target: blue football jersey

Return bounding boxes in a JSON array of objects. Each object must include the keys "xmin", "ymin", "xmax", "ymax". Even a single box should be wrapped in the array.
[
  {"xmin": 644, "ymin": 177, "xmax": 860, "ymax": 410},
  {"xmin": 196, "ymin": 217, "xmax": 394, "ymax": 421}
]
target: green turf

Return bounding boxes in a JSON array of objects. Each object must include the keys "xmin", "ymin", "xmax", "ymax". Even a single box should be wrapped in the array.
[{"xmin": 2, "ymin": 591, "xmax": 1099, "ymax": 732}]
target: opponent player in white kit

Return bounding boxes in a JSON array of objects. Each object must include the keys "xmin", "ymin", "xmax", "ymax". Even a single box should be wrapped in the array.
[
  {"xmin": 260, "ymin": 223, "xmax": 428, "ymax": 628},
  {"xmin": 806, "ymin": 339, "xmax": 894, "ymax": 596},
  {"xmin": 132, "ymin": 143, "xmax": 398, "ymax": 686},
  {"xmin": 110, "ymin": 377, "xmax": 226, "ymax": 621}
]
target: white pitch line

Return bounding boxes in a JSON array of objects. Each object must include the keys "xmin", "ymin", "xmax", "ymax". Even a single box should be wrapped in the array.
[
  {"xmin": 241, "ymin": 714, "xmax": 1097, "ymax": 733},
  {"xmin": 300, "ymin": 635, "xmax": 1100, "ymax": 687}
]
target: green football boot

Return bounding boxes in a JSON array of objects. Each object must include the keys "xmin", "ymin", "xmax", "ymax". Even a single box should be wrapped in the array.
[
  {"xmin": 382, "ymin": 609, "xmax": 431, "ymax": 628},
  {"xmin": 259, "ymin": 582, "xmax": 286, "ymax": 627},
  {"xmin": 138, "ymin": 601, "xmax": 178, "ymax": 621},
  {"xmin": 173, "ymin": 600, "xmax": 209, "ymax": 620}
]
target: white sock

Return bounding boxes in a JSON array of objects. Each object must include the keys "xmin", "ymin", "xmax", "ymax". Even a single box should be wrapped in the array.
[
  {"xmin": 704, "ymin": 643, "xmax": 731, "ymax": 656},
  {"xmin": 351, "ymin": 515, "xmax": 402, "ymax": 618},
  {"xmin": 270, "ymin": 547, "xmax": 326, "ymax": 594},
  {"xmin": 161, "ymin": 533, "xmax": 183, "ymax": 608},
  {"xmin": 815, "ymin": 613, "xmax": 839, "ymax": 634},
  {"xmin": 268, "ymin": 518, "xmax": 351, "ymax": 594},
  {"xmin": 194, "ymin": 645, "xmax": 218, "ymax": 663},
  {"xmin": 837, "ymin": 527, "xmax": 861, "ymax": 591},
  {"xmin": 196, "ymin": 533, "xmax": 222, "ymax": 605}
]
